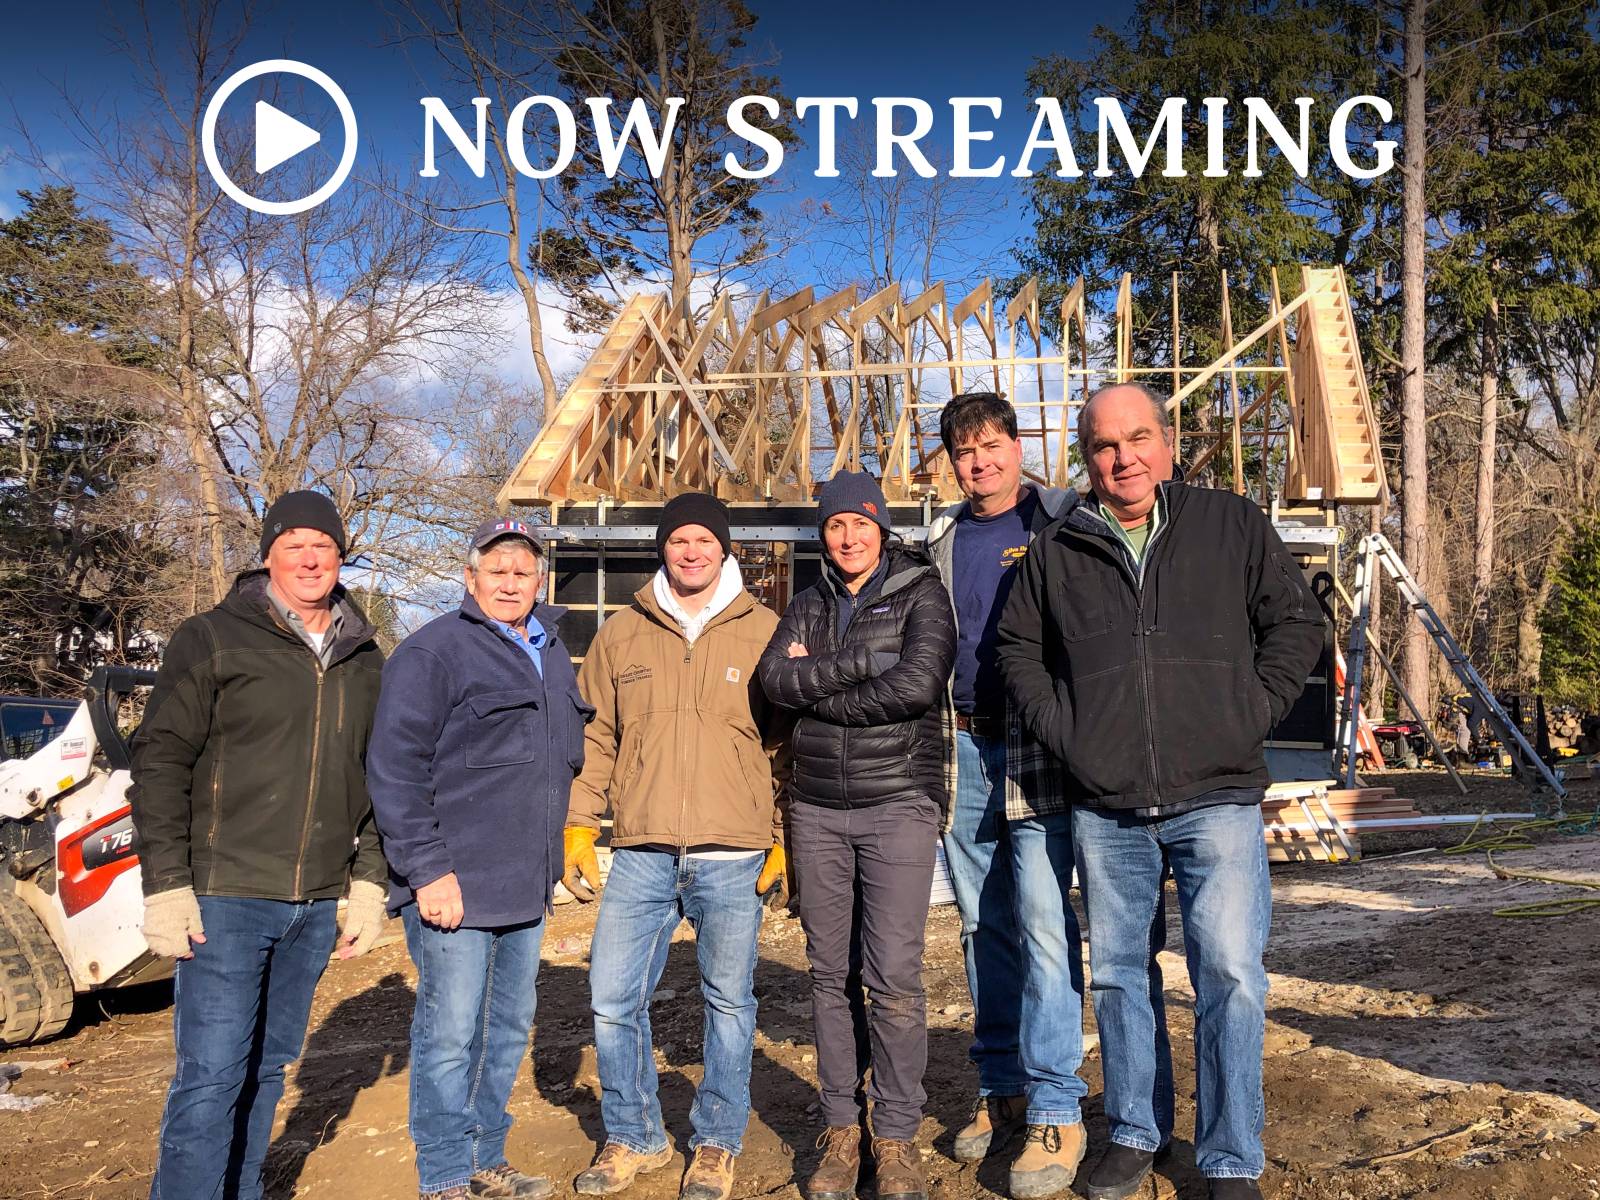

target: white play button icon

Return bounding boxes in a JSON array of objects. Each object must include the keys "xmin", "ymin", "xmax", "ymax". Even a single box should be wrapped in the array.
[
  {"xmin": 202, "ymin": 60, "xmax": 359, "ymax": 215},
  {"xmin": 254, "ymin": 101, "xmax": 321, "ymax": 174}
]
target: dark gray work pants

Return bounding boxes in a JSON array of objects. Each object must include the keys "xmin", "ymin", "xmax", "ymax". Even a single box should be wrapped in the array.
[{"xmin": 790, "ymin": 795, "xmax": 939, "ymax": 1141}]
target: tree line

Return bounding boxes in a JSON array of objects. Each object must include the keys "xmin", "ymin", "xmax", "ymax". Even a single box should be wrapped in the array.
[{"xmin": 4, "ymin": 0, "xmax": 1599, "ymax": 719}]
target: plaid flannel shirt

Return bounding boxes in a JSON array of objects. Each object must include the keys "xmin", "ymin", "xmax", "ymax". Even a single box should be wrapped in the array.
[{"xmin": 930, "ymin": 487, "xmax": 1077, "ymax": 826}]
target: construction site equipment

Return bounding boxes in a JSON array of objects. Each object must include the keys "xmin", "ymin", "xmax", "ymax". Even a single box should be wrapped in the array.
[
  {"xmin": 1262, "ymin": 783, "xmax": 1425, "ymax": 862},
  {"xmin": 0, "ymin": 668, "xmax": 171, "ymax": 1045},
  {"xmin": 1445, "ymin": 810, "xmax": 1600, "ymax": 918},
  {"xmin": 1336, "ymin": 532, "xmax": 1566, "ymax": 810}
]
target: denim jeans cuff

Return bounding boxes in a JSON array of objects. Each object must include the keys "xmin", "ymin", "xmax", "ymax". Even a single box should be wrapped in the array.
[
  {"xmin": 689, "ymin": 1137, "xmax": 743, "ymax": 1156},
  {"xmin": 1109, "ymin": 1133, "xmax": 1163, "ymax": 1153},
  {"xmin": 1026, "ymin": 1107, "xmax": 1082, "ymax": 1127},
  {"xmin": 419, "ymin": 1173, "xmax": 473, "ymax": 1193},
  {"xmin": 607, "ymin": 1135, "xmax": 670, "ymax": 1156},
  {"xmin": 977, "ymin": 1086, "xmax": 1026, "ymax": 1099},
  {"xmin": 1204, "ymin": 1170, "xmax": 1262, "ymax": 1180}
]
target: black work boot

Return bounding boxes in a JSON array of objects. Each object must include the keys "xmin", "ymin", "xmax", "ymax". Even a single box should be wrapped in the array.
[
  {"xmin": 1085, "ymin": 1143, "xmax": 1168, "ymax": 1200},
  {"xmin": 1208, "ymin": 1180, "xmax": 1264, "ymax": 1200}
]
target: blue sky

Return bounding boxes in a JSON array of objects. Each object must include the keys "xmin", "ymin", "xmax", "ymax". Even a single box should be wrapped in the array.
[{"xmin": 1, "ymin": 0, "xmax": 1127, "ymax": 279}]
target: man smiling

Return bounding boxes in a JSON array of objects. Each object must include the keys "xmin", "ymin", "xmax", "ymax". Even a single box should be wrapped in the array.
[
  {"xmin": 131, "ymin": 489, "xmax": 388, "ymax": 1200},
  {"xmin": 566, "ymin": 491, "xmax": 786, "ymax": 1200},
  {"xmin": 996, "ymin": 383, "xmax": 1324, "ymax": 1200},
  {"xmin": 924, "ymin": 393, "xmax": 1088, "ymax": 1198},
  {"xmin": 370, "ymin": 518, "xmax": 590, "ymax": 1200}
]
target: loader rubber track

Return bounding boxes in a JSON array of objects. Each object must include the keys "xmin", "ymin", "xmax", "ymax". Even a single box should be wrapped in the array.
[{"xmin": 0, "ymin": 890, "xmax": 73, "ymax": 1046}]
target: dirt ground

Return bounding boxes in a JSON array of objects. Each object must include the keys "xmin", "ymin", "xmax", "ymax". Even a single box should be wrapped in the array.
[{"xmin": 3, "ymin": 768, "xmax": 1598, "ymax": 1200}]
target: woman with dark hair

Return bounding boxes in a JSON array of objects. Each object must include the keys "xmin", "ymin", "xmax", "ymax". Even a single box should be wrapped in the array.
[{"xmin": 758, "ymin": 470, "xmax": 957, "ymax": 1200}]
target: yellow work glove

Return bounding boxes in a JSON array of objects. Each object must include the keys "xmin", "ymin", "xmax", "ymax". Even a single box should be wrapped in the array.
[
  {"xmin": 756, "ymin": 844, "xmax": 790, "ymax": 909},
  {"xmin": 563, "ymin": 825, "xmax": 600, "ymax": 902}
]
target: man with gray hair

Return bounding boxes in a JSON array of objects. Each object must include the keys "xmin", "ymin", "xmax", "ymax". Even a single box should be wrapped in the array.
[
  {"xmin": 997, "ymin": 382, "xmax": 1323, "ymax": 1200},
  {"xmin": 369, "ymin": 517, "xmax": 592, "ymax": 1200}
]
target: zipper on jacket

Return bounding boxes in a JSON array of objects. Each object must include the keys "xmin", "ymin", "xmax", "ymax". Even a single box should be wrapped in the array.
[
  {"xmin": 292, "ymin": 661, "xmax": 325, "ymax": 898},
  {"xmin": 677, "ymin": 636, "xmax": 694, "ymax": 852},
  {"xmin": 1132, "ymin": 514, "xmax": 1172, "ymax": 805},
  {"xmin": 204, "ymin": 688, "xmax": 226, "ymax": 854},
  {"xmin": 1079, "ymin": 501, "xmax": 1172, "ymax": 806}
]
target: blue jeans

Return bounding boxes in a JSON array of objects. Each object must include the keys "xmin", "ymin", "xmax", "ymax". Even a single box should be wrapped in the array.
[
  {"xmin": 1072, "ymin": 798, "xmax": 1272, "ymax": 1180},
  {"xmin": 589, "ymin": 848, "xmax": 764, "ymax": 1155},
  {"xmin": 403, "ymin": 908, "xmax": 545, "ymax": 1191},
  {"xmin": 942, "ymin": 731, "xmax": 1087, "ymax": 1124},
  {"xmin": 151, "ymin": 896, "xmax": 336, "ymax": 1200}
]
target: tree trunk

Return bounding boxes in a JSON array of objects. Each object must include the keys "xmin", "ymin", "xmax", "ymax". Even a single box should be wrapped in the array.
[
  {"xmin": 1513, "ymin": 559, "xmax": 1553, "ymax": 690},
  {"xmin": 1399, "ymin": 0, "xmax": 1432, "ymax": 714},
  {"xmin": 506, "ymin": 192, "xmax": 560, "ymax": 420},
  {"xmin": 1472, "ymin": 294, "xmax": 1499, "ymax": 661}
]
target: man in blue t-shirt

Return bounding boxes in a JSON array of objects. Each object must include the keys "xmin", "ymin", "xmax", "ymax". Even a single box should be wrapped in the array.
[{"xmin": 925, "ymin": 393, "xmax": 1087, "ymax": 1198}]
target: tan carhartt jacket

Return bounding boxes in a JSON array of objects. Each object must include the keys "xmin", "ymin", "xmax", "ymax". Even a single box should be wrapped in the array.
[{"xmin": 568, "ymin": 581, "xmax": 786, "ymax": 849}]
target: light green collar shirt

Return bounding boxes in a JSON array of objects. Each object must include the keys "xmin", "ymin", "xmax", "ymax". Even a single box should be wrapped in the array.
[{"xmin": 1097, "ymin": 489, "xmax": 1163, "ymax": 567}]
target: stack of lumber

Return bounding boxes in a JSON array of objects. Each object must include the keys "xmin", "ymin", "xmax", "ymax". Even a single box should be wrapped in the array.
[{"xmin": 1262, "ymin": 784, "xmax": 1423, "ymax": 862}]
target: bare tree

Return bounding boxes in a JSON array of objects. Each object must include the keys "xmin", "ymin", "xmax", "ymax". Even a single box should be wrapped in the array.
[{"xmin": 392, "ymin": 0, "xmax": 568, "ymax": 408}]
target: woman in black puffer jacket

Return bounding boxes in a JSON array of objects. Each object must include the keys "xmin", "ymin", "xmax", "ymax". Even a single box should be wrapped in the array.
[{"xmin": 759, "ymin": 470, "xmax": 956, "ymax": 1200}]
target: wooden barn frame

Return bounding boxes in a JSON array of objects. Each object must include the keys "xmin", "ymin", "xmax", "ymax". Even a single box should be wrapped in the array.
[{"xmin": 497, "ymin": 265, "xmax": 1386, "ymax": 514}]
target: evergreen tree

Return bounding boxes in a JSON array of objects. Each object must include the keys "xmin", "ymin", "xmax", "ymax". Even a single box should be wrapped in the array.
[
  {"xmin": 1539, "ymin": 515, "xmax": 1600, "ymax": 709},
  {"xmin": 537, "ymin": 0, "xmax": 798, "ymax": 329},
  {"xmin": 0, "ymin": 186, "xmax": 163, "ymax": 693}
]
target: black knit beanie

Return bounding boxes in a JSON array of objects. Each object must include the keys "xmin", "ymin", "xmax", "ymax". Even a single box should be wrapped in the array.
[
  {"xmin": 817, "ymin": 470, "xmax": 892, "ymax": 535},
  {"xmin": 656, "ymin": 492, "xmax": 732, "ymax": 561},
  {"xmin": 260, "ymin": 490, "xmax": 347, "ymax": 560}
]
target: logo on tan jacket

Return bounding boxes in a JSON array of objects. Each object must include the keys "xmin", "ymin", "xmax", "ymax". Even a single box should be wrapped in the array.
[{"xmin": 619, "ymin": 664, "xmax": 652, "ymax": 685}]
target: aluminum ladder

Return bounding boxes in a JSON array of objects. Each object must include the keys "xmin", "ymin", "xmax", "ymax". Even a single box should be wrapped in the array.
[{"xmin": 1335, "ymin": 532, "xmax": 1566, "ymax": 808}]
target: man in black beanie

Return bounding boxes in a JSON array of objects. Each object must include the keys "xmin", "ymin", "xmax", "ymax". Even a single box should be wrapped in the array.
[
  {"xmin": 565, "ymin": 490, "xmax": 789, "ymax": 1200},
  {"xmin": 654, "ymin": 491, "xmax": 733, "ymax": 564},
  {"xmin": 259, "ymin": 488, "xmax": 349, "ymax": 560},
  {"xmin": 132, "ymin": 488, "xmax": 388, "ymax": 1200}
]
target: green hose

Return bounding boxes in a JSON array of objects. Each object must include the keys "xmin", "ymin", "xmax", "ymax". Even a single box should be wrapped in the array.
[{"xmin": 1445, "ymin": 810, "xmax": 1600, "ymax": 918}]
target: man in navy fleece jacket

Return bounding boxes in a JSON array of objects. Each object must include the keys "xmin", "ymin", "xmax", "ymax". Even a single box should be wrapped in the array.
[{"xmin": 369, "ymin": 517, "xmax": 593, "ymax": 1200}]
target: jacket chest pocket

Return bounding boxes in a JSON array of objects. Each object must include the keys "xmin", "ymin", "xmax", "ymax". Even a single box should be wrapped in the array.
[
  {"xmin": 466, "ymin": 689, "xmax": 542, "ymax": 768},
  {"xmin": 1055, "ymin": 571, "xmax": 1113, "ymax": 642}
]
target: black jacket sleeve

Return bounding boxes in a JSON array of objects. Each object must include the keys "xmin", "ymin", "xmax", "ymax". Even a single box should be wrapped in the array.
[
  {"xmin": 759, "ymin": 597, "xmax": 879, "ymax": 708},
  {"xmin": 1243, "ymin": 503, "xmax": 1326, "ymax": 722},
  {"xmin": 995, "ymin": 536, "xmax": 1072, "ymax": 762},
  {"xmin": 128, "ymin": 617, "xmax": 217, "ymax": 895},
  {"xmin": 810, "ymin": 578, "xmax": 956, "ymax": 727}
]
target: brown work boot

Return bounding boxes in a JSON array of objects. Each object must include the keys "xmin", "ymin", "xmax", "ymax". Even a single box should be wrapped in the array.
[
  {"xmin": 953, "ymin": 1094, "xmax": 1027, "ymax": 1162},
  {"xmin": 871, "ymin": 1138, "xmax": 927, "ymax": 1200},
  {"xmin": 574, "ymin": 1143, "xmax": 675, "ymax": 1195},
  {"xmin": 1008, "ymin": 1124, "xmax": 1088, "ymax": 1199},
  {"xmin": 680, "ymin": 1146, "xmax": 736, "ymax": 1200},
  {"xmin": 806, "ymin": 1125, "xmax": 863, "ymax": 1200},
  {"xmin": 470, "ymin": 1163, "xmax": 555, "ymax": 1199}
]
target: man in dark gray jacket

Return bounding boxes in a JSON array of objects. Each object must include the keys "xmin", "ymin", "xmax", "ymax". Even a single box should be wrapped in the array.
[
  {"xmin": 131, "ymin": 490, "xmax": 388, "ymax": 1200},
  {"xmin": 997, "ymin": 384, "xmax": 1323, "ymax": 1200}
]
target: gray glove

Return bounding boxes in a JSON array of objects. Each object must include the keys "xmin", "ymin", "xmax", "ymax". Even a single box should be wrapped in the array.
[
  {"xmin": 338, "ymin": 880, "xmax": 389, "ymax": 959},
  {"xmin": 143, "ymin": 887, "xmax": 205, "ymax": 958},
  {"xmin": 871, "ymin": 651, "xmax": 901, "ymax": 674}
]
